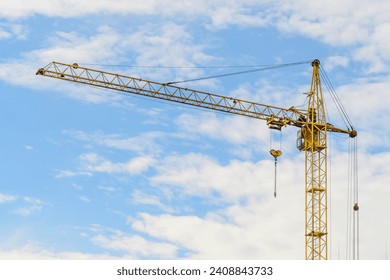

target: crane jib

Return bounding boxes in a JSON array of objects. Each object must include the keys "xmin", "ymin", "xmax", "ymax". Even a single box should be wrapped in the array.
[
  {"xmin": 36, "ymin": 62, "xmax": 310, "ymax": 129},
  {"xmin": 36, "ymin": 61, "xmax": 355, "ymax": 137}
]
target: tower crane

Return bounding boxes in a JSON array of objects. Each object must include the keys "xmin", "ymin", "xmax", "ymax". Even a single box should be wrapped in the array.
[{"xmin": 36, "ymin": 59, "xmax": 357, "ymax": 260}]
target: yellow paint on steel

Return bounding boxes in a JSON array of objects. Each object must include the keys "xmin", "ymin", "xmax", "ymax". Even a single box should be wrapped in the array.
[{"xmin": 36, "ymin": 60, "xmax": 356, "ymax": 260}]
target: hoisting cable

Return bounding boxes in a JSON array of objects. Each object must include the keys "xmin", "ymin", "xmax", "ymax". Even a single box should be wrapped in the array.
[
  {"xmin": 269, "ymin": 129, "xmax": 283, "ymax": 198},
  {"xmin": 270, "ymin": 149, "xmax": 282, "ymax": 198},
  {"xmin": 319, "ymin": 64, "xmax": 359, "ymax": 259},
  {"xmin": 166, "ymin": 60, "xmax": 312, "ymax": 85},
  {"xmin": 352, "ymin": 136, "xmax": 360, "ymax": 260},
  {"xmin": 320, "ymin": 67, "xmax": 354, "ymax": 131},
  {"xmin": 346, "ymin": 135, "xmax": 360, "ymax": 259}
]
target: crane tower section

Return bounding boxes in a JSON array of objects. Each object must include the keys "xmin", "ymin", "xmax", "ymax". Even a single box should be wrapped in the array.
[{"xmin": 298, "ymin": 59, "xmax": 328, "ymax": 259}]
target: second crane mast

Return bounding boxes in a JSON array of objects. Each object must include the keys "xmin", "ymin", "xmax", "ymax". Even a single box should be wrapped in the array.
[{"xmin": 36, "ymin": 59, "xmax": 357, "ymax": 260}]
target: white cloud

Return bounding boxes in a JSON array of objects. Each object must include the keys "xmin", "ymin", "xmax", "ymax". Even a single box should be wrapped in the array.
[
  {"xmin": 275, "ymin": 0, "xmax": 379, "ymax": 45},
  {"xmin": 132, "ymin": 145, "xmax": 390, "ymax": 259},
  {"xmin": 1, "ymin": 0, "xmax": 389, "ymax": 72},
  {"xmin": 13, "ymin": 197, "xmax": 45, "ymax": 217},
  {"xmin": 151, "ymin": 152, "xmax": 302, "ymax": 203},
  {"xmin": 0, "ymin": 23, "xmax": 26, "ymax": 40},
  {"xmin": 1, "ymin": 194, "xmax": 46, "ymax": 217},
  {"xmin": 56, "ymin": 130, "xmax": 166, "ymax": 180},
  {"xmin": 79, "ymin": 196, "xmax": 91, "ymax": 203},
  {"xmin": 79, "ymin": 153, "xmax": 155, "ymax": 175},
  {"xmin": 132, "ymin": 199, "xmax": 303, "ymax": 260},
  {"xmin": 209, "ymin": 1, "xmax": 273, "ymax": 28},
  {"xmin": 325, "ymin": 148, "xmax": 390, "ymax": 260},
  {"xmin": 0, "ymin": 242, "xmax": 117, "ymax": 260},
  {"xmin": 331, "ymin": 76, "xmax": 390, "ymax": 151},
  {"xmin": 324, "ymin": 56, "xmax": 350, "ymax": 71},
  {"xmin": 1, "ymin": 22, "xmax": 218, "ymax": 104},
  {"xmin": 121, "ymin": 23, "xmax": 218, "ymax": 83},
  {"xmin": 98, "ymin": 185, "xmax": 119, "ymax": 193},
  {"xmin": 353, "ymin": 22, "xmax": 390, "ymax": 73},
  {"xmin": 0, "ymin": 26, "xmax": 126, "ymax": 98},
  {"xmin": 92, "ymin": 233, "xmax": 177, "ymax": 258},
  {"xmin": 133, "ymin": 213, "xmax": 246, "ymax": 259},
  {"xmin": 32, "ymin": 26, "xmax": 121, "ymax": 64},
  {"xmin": 0, "ymin": 0, "xmax": 130, "ymax": 18},
  {"xmin": 0, "ymin": 28, "xmax": 11, "ymax": 40},
  {"xmin": 274, "ymin": 0, "xmax": 390, "ymax": 72},
  {"xmin": 0, "ymin": 194, "xmax": 17, "ymax": 203},
  {"xmin": 0, "ymin": 0, "xmax": 267, "ymax": 23},
  {"xmin": 55, "ymin": 170, "xmax": 92, "ymax": 178},
  {"xmin": 64, "ymin": 130, "xmax": 163, "ymax": 155},
  {"xmin": 24, "ymin": 145, "xmax": 33, "ymax": 151},
  {"xmin": 176, "ymin": 112, "xmax": 269, "ymax": 147},
  {"xmin": 131, "ymin": 189, "xmax": 174, "ymax": 213}
]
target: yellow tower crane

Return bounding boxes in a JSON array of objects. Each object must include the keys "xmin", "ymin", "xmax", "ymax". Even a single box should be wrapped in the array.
[{"xmin": 36, "ymin": 59, "xmax": 357, "ymax": 260}]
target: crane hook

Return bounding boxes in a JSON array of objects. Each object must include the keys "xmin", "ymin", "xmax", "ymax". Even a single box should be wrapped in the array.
[
  {"xmin": 270, "ymin": 149, "xmax": 282, "ymax": 159},
  {"xmin": 270, "ymin": 149, "xmax": 282, "ymax": 198}
]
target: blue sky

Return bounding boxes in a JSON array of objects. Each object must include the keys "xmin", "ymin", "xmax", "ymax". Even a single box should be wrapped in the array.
[{"xmin": 0, "ymin": 0, "xmax": 389, "ymax": 259}]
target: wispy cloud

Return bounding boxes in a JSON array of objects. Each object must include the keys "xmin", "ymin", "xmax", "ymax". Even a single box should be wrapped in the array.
[
  {"xmin": 0, "ymin": 26, "xmax": 125, "ymax": 93},
  {"xmin": 56, "ymin": 153, "xmax": 156, "ymax": 178},
  {"xmin": 1, "ymin": 0, "xmax": 389, "ymax": 72},
  {"xmin": 80, "ymin": 153, "xmax": 155, "ymax": 175},
  {"xmin": 55, "ymin": 170, "xmax": 92, "ymax": 178},
  {"xmin": 1, "ymin": 194, "xmax": 46, "ymax": 217},
  {"xmin": 122, "ymin": 23, "xmax": 218, "ymax": 82},
  {"xmin": 98, "ymin": 185, "xmax": 119, "ymax": 193},
  {"xmin": 150, "ymin": 152, "xmax": 303, "ymax": 203},
  {"xmin": 64, "ymin": 129, "xmax": 163, "ymax": 155},
  {"xmin": 131, "ymin": 189, "xmax": 174, "ymax": 213},
  {"xmin": 0, "ymin": 23, "xmax": 27, "ymax": 40},
  {"xmin": 274, "ymin": 0, "xmax": 390, "ymax": 72},
  {"xmin": 92, "ymin": 233, "xmax": 177, "ymax": 259},
  {"xmin": 0, "ymin": 0, "xmax": 271, "ymax": 26},
  {"xmin": 131, "ymin": 208, "xmax": 303, "ymax": 259},
  {"xmin": 175, "ymin": 112, "xmax": 269, "ymax": 147},
  {"xmin": 0, "ymin": 21, "xmax": 217, "ymax": 98},
  {"xmin": 13, "ymin": 197, "xmax": 45, "ymax": 217},
  {"xmin": 79, "ymin": 196, "xmax": 91, "ymax": 203},
  {"xmin": 29, "ymin": 26, "xmax": 122, "ymax": 64},
  {"xmin": 0, "ymin": 242, "xmax": 117, "ymax": 260},
  {"xmin": 0, "ymin": 193, "xmax": 17, "ymax": 203},
  {"xmin": 0, "ymin": 22, "xmax": 26, "ymax": 40}
]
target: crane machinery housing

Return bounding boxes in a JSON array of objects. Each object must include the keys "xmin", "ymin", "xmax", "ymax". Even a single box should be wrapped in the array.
[{"xmin": 36, "ymin": 59, "xmax": 357, "ymax": 260}]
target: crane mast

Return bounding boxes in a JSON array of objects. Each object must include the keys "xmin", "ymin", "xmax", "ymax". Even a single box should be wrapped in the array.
[
  {"xmin": 36, "ymin": 60, "xmax": 356, "ymax": 260},
  {"xmin": 300, "ymin": 59, "xmax": 328, "ymax": 259}
]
